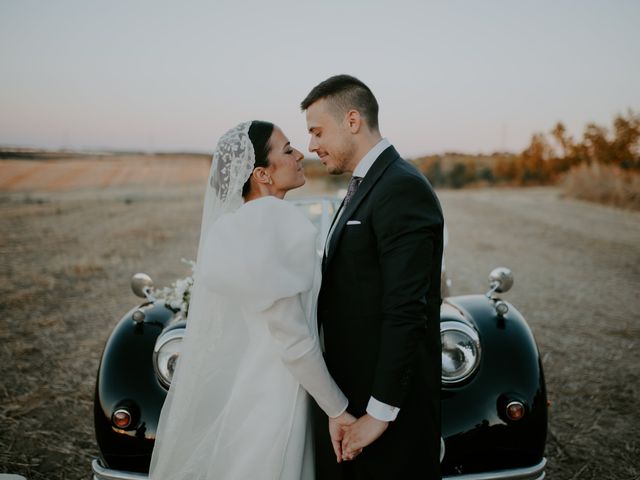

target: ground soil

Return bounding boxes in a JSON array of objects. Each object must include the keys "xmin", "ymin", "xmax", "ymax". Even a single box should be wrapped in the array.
[{"xmin": 1, "ymin": 156, "xmax": 639, "ymax": 479}]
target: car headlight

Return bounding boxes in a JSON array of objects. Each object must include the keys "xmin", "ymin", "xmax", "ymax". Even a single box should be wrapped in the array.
[
  {"xmin": 153, "ymin": 329, "xmax": 184, "ymax": 388},
  {"xmin": 441, "ymin": 321, "xmax": 481, "ymax": 386}
]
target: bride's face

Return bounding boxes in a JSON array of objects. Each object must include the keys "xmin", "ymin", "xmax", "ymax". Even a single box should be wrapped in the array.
[{"xmin": 266, "ymin": 126, "xmax": 306, "ymax": 194}]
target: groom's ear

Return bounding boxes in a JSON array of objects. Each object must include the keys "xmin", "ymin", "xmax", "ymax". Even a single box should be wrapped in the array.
[{"xmin": 345, "ymin": 109, "xmax": 362, "ymax": 134}]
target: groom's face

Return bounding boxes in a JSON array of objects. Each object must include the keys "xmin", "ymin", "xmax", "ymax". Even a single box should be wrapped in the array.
[{"xmin": 305, "ymin": 98, "xmax": 356, "ymax": 175}]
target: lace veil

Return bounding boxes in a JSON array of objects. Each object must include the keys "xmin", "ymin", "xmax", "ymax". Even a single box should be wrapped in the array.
[
  {"xmin": 196, "ymin": 121, "xmax": 255, "ymax": 262},
  {"xmin": 148, "ymin": 121, "xmax": 256, "ymax": 478}
]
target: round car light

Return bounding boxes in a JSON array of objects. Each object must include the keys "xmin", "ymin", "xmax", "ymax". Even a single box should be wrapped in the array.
[
  {"xmin": 112, "ymin": 409, "xmax": 132, "ymax": 429},
  {"xmin": 441, "ymin": 321, "xmax": 481, "ymax": 386},
  {"xmin": 506, "ymin": 401, "xmax": 525, "ymax": 421},
  {"xmin": 153, "ymin": 329, "xmax": 184, "ymax": 388}
]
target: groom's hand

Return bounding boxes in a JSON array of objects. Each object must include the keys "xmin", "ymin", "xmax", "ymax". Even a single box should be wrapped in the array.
[
  {"xmin": 328, "ymin": 411, "xmax": 357, "ymax": 463},
  {"xmin": 341, "ymin": 414, "xmax": 389, "ymax": 457}
]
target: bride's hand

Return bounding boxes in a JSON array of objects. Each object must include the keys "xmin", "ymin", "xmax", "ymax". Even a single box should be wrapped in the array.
[
  {"xmin": 341, "ymin": 414, "xmax": 388, "ymax": 459},
  {"xmin": 328, "ymin": 411, "xmax": 357, "ymax": 463}
]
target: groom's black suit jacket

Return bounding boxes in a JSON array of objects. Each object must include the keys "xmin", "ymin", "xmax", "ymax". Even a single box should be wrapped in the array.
[{"xmin": 316, "ymin": 145, "xmax": 443, "ymax": 479}]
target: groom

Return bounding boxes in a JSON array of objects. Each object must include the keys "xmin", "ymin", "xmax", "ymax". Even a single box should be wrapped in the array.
[{"xmin": 302, "ymin": 75, "xmax": 444, "ymax": 479}]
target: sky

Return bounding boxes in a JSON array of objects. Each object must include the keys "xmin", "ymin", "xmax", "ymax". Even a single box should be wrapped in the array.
[{"xmin": 1, "ymin": 0, "xmax": 639, "ymax": 157}]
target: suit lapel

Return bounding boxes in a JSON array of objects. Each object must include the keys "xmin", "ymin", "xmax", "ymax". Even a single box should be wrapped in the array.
[
  {"xmin": 323, "ymin": 146, "xmax": 399, "ymax": 271},
  {"xmin": 322, "ymin": 200, "xmax": 345, "ymax": 270}
]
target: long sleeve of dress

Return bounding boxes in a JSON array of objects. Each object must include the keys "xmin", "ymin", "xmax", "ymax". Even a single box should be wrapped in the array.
[
  {"xmin": 262, "ymin": 292, "xmax": 348, "ymax": 418},
  {"xmin": 200, "ymin": 195, "xmax": 347, "ymax": 417}
]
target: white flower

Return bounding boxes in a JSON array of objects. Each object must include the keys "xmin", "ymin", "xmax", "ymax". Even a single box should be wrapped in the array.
[{"xmin": 150, "ymin": 258, "xmax": 196, "ymax": 317}]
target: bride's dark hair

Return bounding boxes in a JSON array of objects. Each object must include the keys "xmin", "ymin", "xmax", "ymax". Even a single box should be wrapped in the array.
[{"xmin": 244, "ymin": 120, "xmax": 275, "ymax": 197}]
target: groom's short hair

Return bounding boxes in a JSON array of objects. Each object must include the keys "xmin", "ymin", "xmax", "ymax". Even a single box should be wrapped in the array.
[{"xmin": 301, "ymin": 74, "xmax": 379, "ymax": 131}]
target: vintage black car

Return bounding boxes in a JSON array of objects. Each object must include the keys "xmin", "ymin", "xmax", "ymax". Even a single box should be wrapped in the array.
[{"xmin": 92, "ymin": 197, "xmax": 547, "ymax": 480}]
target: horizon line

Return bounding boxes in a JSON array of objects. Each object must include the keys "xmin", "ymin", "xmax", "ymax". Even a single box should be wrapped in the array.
[{"xmin": 0, "ymin": 144, "xmax": 519, "ymax": 159}]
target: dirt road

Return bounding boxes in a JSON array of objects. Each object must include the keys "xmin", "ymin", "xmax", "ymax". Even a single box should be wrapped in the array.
[{"xmin": 1, "ymin": 182, "xmax": 639, "ymax": 479}]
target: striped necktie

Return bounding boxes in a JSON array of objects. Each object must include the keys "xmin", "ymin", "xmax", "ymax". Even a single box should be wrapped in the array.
[{"xmin": 343, "ymin": 176, "xmax": 363, "ymax": 207}]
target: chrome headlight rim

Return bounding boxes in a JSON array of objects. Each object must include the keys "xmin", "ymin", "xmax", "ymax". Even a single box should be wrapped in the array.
[
  {"xmin": 153, "ymin": 328, "xmax": 184, "ymax": 389},
  {"xmin": 441, "ymin": 320, "xmax": 481, "ymax": 386}
]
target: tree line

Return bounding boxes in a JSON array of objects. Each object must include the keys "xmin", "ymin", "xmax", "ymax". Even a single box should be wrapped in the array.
[{"xmin": 412, "ymin": 110, "xmax": 640, "ymax": 188}]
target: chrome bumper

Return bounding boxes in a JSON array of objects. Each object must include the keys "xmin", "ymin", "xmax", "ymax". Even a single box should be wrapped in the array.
[
  {"xmin": 93, "ymin": 457, "xmax": 546, "ymax": 480},
  {"xmin": 443, "ymin": 458, "xmax": 546, "ymax": 480},
  {"xmin": 92, "ymin": 460, "xmax": 147, "ymax": 480}
]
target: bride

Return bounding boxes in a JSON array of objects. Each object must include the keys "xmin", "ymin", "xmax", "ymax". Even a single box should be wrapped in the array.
[{"xmin": 149, "ymin": 121, "xmax": 355, "ymax": 479}]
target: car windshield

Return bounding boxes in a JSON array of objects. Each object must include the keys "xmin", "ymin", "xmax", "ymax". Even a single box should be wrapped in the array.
[{"xmin": 293, "ymin": 197, "xmax": 341, "ymax": 255}]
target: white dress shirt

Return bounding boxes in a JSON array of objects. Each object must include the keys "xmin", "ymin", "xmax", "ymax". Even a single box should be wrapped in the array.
[{"xmin": 324, "ymin": 138, "xmax": 400, "ymax": 422}]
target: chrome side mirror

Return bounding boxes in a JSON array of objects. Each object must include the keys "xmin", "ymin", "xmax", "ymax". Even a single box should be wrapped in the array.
[
  {"xmin": 131, "ymin": 273, "xmax": 154, "ymax": 299},
  {"xmin": 486, "ymin": 267, "xmax": 514, "ymax": 297}
]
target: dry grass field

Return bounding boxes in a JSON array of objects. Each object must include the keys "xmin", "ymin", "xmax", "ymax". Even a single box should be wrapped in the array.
[
  {"xmin": 0, "ymin": 151, "xmax": 211, "ymax": 192},
  {"xmin": 1, "ymin": 154, "xmax": 639, "ymax": 479},
  {"xmin": 562, "ymin": 162, "xmax": 640, "ymax": 211}
]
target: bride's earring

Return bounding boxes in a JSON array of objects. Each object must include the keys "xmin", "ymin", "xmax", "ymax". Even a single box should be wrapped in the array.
[{"xmin": 267, "ymin": 177, "xmax": 273, "ymax": 185}]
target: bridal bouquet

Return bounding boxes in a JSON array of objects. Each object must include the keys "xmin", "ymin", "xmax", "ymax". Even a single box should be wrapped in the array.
[{"xmin": 150, "ymin": 259, "xmax": 195, "ymax": 317}]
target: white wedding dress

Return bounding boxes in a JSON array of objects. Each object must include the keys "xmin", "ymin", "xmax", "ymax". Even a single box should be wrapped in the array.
[{"xmin": 149, "ymin": 195, "xmax": 347, "ymax": 480}]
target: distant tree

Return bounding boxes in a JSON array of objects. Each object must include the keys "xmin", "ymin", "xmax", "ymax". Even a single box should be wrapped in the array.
[
  {"xmin": 549, "ymin": 122, "xmax": 580, "ymax": 174},
  {"xmin": 464, "ymin": 160, "xmax": 477, "ymax": 184},
  {"xmin": 611, "ymin": 110, "xmax": 640, "ymax": 169},
  {"xmin": 551, "ymin": 122, "xmax": 571, "ymax": 158},
  {"xmin": 518, "ymin": 133, "xmax": 553, "ymax": 184},
  {"xmin": 582, "ymin": 122, "xmax": 613, "ymax": 164},
  {"xmin": 449, "ymin": 163, "xmax": 468, "ymax": 188},
  {"xmin": 425, "ymin": 157, "xmax": 446, "ymax": 187},
  {"xmin": 478, "ymin": 166, "xmax": 495, "ymax": 183},
  {"xmin": 493, "ymin": 156, "xmax": 517, "ymax": 183}
]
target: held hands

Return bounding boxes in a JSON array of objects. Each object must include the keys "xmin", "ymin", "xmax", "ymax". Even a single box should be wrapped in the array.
[
  {"xmin": 329, "ymin": 412, "xmax": 389, "ymax": 462},
  {"xmin": 328, "ymin": 411, "xmax": 357, "ymax": 462},
  {"xmin": 341, "ymin": 414, "xmax": 388, "ymax": 461}
]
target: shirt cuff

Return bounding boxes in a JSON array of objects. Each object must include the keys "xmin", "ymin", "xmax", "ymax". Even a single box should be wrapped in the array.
[{"xmin": 366, "ymin": 396, "xmax": 400, "ymax": 422}]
